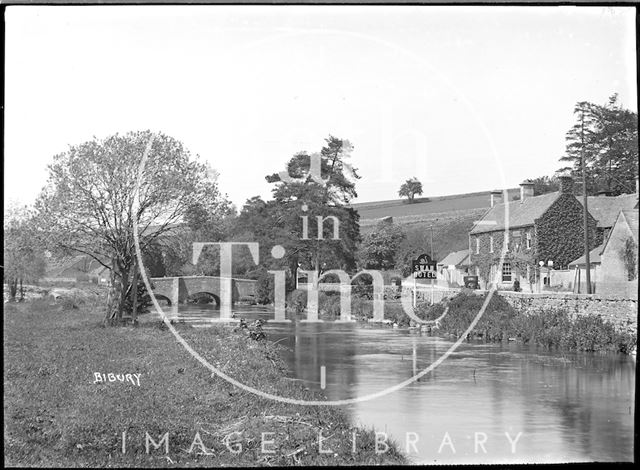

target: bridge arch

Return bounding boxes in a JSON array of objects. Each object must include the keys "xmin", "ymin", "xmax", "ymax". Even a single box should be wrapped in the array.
[
  {"xmin": 149, "ymin": 276, "xmax": 257, "ymax": 314},
  {"xmin": 153, "ymin": 294, "xmax": 172, "ymax": 306},
  {"xmin": 187, "ymin": 292, "xmax": 221, "ymax": 306}
]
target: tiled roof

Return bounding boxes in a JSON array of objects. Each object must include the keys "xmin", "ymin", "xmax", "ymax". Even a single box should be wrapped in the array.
[
  {"xmin": 579, "ymin": 194, "xmax": 638, "ymax": 228},
  {"xmin": 470, "ymin": 191, "xmax": 638, "ymax": 235},
  {"xmin": 439, "ymin": 249, "xmax": 470, "ymax": 267},
  {"xmin": 470, "ymin": 192, "xmax": 560, "ymax": 234},
  {"xmin": 568, "ymin": 244, "xmax": 603, "ymax": 267}
]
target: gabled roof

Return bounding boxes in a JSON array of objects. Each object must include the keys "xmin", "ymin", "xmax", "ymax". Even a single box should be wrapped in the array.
[
  {"xmin": 600, "ymin": 209, "xmax": 639, "ymax": 256},
  {"xmin": 470, "ymin": 192, "xmax": 560, "ymax": 234},
  {"xmin": 579, "ymin": 194, "xmax": 638, "ymax": 229},
  {"xmin": 568, "ymin": 244, "xmax": 604, "ymax": 268},
  {"xmin": 439, "ymin": 249, "xmax": 470, "ymax": 267}
]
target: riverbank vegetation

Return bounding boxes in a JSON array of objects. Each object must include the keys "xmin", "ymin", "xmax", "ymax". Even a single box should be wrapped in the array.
[
  {"xmin": 4, "ymin": 299, "xmax": 406, "ymax": 467},
  {"xmin": 418, "ymin": 291, "xmax": 637, "ymax": 354},
  {"xmin": 285, "ymin": 289, "xmax": 408, "ymax": 324},
  {"xmin": 285, "ymin": 288, "xmax": 636, "ymax": 354}
]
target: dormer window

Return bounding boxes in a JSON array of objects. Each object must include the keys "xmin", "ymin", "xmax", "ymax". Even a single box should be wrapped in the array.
[
  {"xmin": 476, "ymin": 237, "xmax": 480, "ymax": 254},
  {"xmin": 526, "ymin": 232, "xmax": 532, "ymax": 250},
  {"xmin": 489, "ymin": 236, "xmax": 494, "ymax": 253}
]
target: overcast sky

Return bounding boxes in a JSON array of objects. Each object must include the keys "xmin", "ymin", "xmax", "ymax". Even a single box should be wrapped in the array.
[{"xmin": 4, "ymin": 5, "xmax": 637, "ymax": 211}]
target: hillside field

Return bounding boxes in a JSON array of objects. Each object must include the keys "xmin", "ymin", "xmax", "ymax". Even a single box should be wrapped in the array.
[
  {"xmin": 354, "ymin": 189, "xmax": 520, "ymax": 261},
  {"xmin": 360, "ymin": 208, "xmax": 487, "ymax": 262},
  {"xmin": 351, "ymin": 188, "xmax": 519, "ymax": 220}
]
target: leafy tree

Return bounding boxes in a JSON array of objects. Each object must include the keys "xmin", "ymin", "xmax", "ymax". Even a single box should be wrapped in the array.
[
  {"xmin": 35, "ymin": 130, "xmax": 229, "ymax": 324},
  {"xmin": 398, "ymin": 177, "xmax": 423, "ymax": 203},
  {"xmin": 3, "ymin": 205, "xmax": 47, "ymax": 301},
  {"xmin": 359, "ymin": 221, "xmax": 406, "ymax": 270},
  {"xmin": 159, "ymin": 194, "xmax": 236, "ymax": 277},
  {"xmin": 232, "ymin": 136, "xmax": 361, "ymax": 289},
  {"xmin": 559, "ymin": 94, "xmax": 638, "ymax": 196},
  {"xmin": 394, "ymin": 229, "xmax": 434, "ymax": 277}
]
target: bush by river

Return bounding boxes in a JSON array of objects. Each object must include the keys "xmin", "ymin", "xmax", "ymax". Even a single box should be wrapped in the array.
[
  {"xmin": 4, "ymin": 298, "xmax": 406, "ymax": 467},
  {"xmin": 286, "ymin": 288, "xmax": 410, "ymax": 325},
  {"xmin": 418, "ymin": 291, "xmax": 637, "ymax": 354}
]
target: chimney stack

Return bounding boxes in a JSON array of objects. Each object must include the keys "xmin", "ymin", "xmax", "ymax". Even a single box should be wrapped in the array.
[
  {"xmin": 490, "ymin": 190, "xmax": 502, "ymax": 208},
  {"xmin": 519, "ymin": 180, "xmax": 535, "ymax": 202},
  {"xmin": 559, "ymin": 175, "xmax": 574, "ymax": 194}
]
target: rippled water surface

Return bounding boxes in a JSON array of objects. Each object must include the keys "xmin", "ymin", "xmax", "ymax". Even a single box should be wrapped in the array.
[{"xmin": 177, "ymin": 304, "xmax": 635, "ymax": 464}]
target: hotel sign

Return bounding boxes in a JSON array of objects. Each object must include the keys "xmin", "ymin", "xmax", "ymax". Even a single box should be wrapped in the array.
[{"xmin": 412, "ymin": 253, "xmax": 437, "ymax": 279}]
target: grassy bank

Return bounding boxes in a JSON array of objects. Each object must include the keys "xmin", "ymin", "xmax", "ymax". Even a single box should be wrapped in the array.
[
  {"xmin": 4, "ymin": 298, "xmax": 406, "ymax": 467},
  {"xmin": 418, "ymin": 291, "xmax": 637, "ymax": 354}
]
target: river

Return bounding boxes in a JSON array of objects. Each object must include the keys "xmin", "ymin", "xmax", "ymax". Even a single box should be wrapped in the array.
[{"xmin": 176, "ymin": 303, "xmax": 635, "ymax": 464}]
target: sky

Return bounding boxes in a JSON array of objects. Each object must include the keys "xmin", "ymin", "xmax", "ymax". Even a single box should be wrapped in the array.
[{"xmin": 4, "ymin": 5, "xmax": 637, "ymax": 212}]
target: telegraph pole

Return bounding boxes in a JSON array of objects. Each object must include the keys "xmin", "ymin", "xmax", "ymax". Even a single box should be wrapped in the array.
[
  {"xmin": 430, "ymin": 226, "xmax": 434, "ymax": 303},
  {"xmin": 430, "ymin": 226, "xmax": 434, "ymax": 260},
  {"xmin": 579, "ymin": 111, "xmax": 592, "ymax": 294}
]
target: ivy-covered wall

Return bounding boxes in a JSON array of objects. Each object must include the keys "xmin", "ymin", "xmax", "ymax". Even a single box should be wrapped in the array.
[
  {"xmin": 535, "ymin": 193, "xmax": 601, "ymax": 269},
  {"xmin": 469, "ymin": 228, "xmax": 536, "ymax": 287}
]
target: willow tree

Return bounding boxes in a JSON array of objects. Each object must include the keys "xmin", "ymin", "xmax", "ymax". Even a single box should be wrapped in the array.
[{"xmin": 35, "ymin": 130, "xmax": 228, "ymax": 324}]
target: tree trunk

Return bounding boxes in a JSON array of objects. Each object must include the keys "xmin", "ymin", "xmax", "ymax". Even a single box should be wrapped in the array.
[
  {"xmin": 116, "ymin": 264, "xmax": 131, "ymax": 323},
  {"xmin": 19, "ymin": 278, "xmax": 24, "ymax": 301},
  {"xmin": 104, "ymin": 257, "xmax": 131, "ymax": 326},
  {"xmin": 131, "ymin": 261, "xmax": 138, "ymax": 325},
  {"xmin": 105, "ymin": 262, "xmax": 120, "ymax": 325}
]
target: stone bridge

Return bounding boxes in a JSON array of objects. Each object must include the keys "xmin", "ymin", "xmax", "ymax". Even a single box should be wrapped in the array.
[{"xmin": 150, "ymin": 276, "xmax": 257, "ymax": 318}]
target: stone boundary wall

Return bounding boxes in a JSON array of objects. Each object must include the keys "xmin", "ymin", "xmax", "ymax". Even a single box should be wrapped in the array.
[{"xmin": 499, "ymin": 291, "xmax": 637, "ymax": 335}]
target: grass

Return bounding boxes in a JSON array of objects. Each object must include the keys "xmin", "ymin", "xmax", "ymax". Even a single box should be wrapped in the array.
[
  {"xmin": 360, "ymin": 209, "xmax": 487, "ymax": 263},
  {"xmin": 351, "ymin": 188, "xmax": 520, "ymax": 220},
  {"xmin": 4, "ymin": 298, "xmax": 407, "ymax": 467}
]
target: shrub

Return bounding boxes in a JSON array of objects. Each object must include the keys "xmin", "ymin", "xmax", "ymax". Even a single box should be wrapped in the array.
[
  {"xmin": 432, "ymin": 291, "xmax": 637, "ymax": 353},
  {"xmin": 318, "ymin": 292, "xmax": 341, "ymax": 319},
  {"xmin": 255, "ymin": 269, "xmax": 275, "ymax": 304},
  {"xmin": 351, "ymin": 296, "xmax": 374, "ymax": 319},
  {"xmin": 122, "ymin": 279, "xmax": 152, "ymax": 315},
  {"xmin": 286, "ymin": 289, "xmax": 308, "ymax": 314}
]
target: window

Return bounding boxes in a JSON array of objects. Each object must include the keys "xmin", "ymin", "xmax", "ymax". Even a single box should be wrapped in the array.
[
  {"xmin": 526, "ymin": 232, "xmax": 532, "ymax": 250},
  {"xmin": 489, "ymin": 236, "xmax": 494, "ymax": 253},
  {"xmin": 502, "ymin": 262, "xmax": 512, "ymax": 282},
  {"xmin": 476, "ymin": 237, "xmax": 480, "ymax": 254}
]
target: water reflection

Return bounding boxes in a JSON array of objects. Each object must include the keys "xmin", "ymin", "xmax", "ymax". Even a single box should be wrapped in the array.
[{"xmin": 177, "ymin": 303, "xmax": 635, "ymax": 463}]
